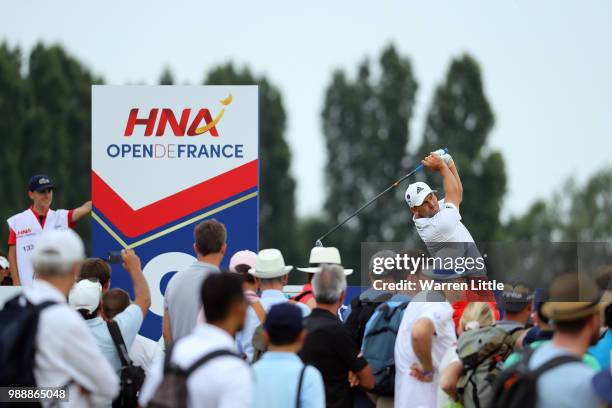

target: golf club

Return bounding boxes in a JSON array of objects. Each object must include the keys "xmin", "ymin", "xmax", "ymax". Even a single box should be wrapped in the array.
[{"xmin": 315, "ymin": 147, "xmax": 448, "ymax": 246}]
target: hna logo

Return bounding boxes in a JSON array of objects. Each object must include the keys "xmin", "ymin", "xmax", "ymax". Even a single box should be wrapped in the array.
[
  {"xmin": 124, "ymin": 94, "xmax": 233, "ymax": 137},
  {"xmin": 18, "ymin": 228, "xmax": 32, "ymax": 236}
]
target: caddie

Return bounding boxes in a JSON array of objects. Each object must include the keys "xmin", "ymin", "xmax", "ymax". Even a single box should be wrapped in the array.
[{"xmin": 7, "ymin": 174, "xmax": 92, "ymax": 286}]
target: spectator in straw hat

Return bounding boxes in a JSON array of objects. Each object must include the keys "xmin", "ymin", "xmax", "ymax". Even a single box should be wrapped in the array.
[
  {"xmin": 295, "ymin": 246, "xmax": 353, "ymax": 309},
  {"xmin": 512, "ymin": 273, "xmax": 605, "ymax": 408},
  {"xmin": 236, "ymin": 248, "xmax": 310, "ymax": 363}
]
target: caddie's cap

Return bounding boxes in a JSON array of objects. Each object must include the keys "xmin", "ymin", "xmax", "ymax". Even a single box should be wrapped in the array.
[{"xmin": 29, "ymin": 174, "xmax": 56, "ymax": 192}]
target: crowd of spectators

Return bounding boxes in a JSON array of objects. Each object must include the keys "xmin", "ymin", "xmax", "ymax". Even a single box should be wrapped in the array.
[{"xmin": 2, "ymin": 174, "xmax": 611, "ymax": 407}]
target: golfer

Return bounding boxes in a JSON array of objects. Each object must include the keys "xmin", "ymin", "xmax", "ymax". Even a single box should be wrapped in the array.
[{"xmin": 405, "ymin": 150, "xmax": 484, "ymax": 276}]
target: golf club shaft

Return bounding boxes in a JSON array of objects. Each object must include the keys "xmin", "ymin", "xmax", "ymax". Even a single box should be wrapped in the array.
[
  {"xmin": 315, "ymin": 148, "xmax": 447, "ymax": 246},
  {"xmin": 315, "ymin": 167, "xmax": 420, "ymax": 245}
]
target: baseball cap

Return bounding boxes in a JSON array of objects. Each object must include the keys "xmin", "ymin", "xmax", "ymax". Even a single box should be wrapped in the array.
[
  {"xmin": 229, "ymin": 250, "xmax": 258, "ymax": 272},
  {"xmin": 29, "ymin": 174, "xmax": 56, "ymax": 192},
  {"xmin": 31, "ymin": 229, "xmax": 85, "ymax": 269},
  {"xmin": 264, "ymin": 303, "xmax": 303, "ymax": 343},
  {"xmin": 499, "ymin": 283, "xmax": 534, "ymax": 313},
  {"xmin": 405, "ymin": 182, "xmax": 436, "ymax": 208},
  {"xmin": 69, "ymin": 279, "xmax": 102, "ymax": 314}
]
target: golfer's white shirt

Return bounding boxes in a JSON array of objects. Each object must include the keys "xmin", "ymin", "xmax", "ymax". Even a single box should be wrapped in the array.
[
  {"xmin": 413, "ymin": 198, "xmax": 474, "ymax": 247},
  {"xmin": 393, "ymin": 299, "xmax": 456, "ymax": 408},
  {"xmin": 139, "ymin": 323, "xmax": 253, "ymax": 408}
]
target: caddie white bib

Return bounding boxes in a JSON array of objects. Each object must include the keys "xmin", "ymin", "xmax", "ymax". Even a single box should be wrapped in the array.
[{"xmin": 7, "ymin": 208, "xmax": 70, "ymax": 285}]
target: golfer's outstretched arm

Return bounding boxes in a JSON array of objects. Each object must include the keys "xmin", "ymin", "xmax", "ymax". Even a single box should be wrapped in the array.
[
  {"xmin": 440, "ymin": 163, "xmax": 461, "ymax": 207},
  {"xmin": 422, "ymin": 154, "xmax": 461, "ymax": 206},
  {"xmin": 447, "ymin": 159, "xmax": 463, "ymax": 203}
]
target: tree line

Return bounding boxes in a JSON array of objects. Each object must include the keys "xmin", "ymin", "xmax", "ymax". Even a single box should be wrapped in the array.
[{"xmin": 1, "ymin": 42, "xmax": 610, "ymax": 283}]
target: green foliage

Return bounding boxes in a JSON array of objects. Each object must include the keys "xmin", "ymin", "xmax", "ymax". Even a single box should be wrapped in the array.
[
  {"xmin": 159, "ymin": 66, "xmax": 175, "ymax": 85},
  {"xmin": 562, "ymin": 170, "xmax": 612, "ymax": 241},
  {"xmin": 500, "ymin": 200, "xmax": 560, "ymax": 241},
  {"xmin": 0, "ymin": 42, "xmax": 101, "ymax": 254},
  {"xmin": 204, "ymin": 63, "xmax": 299, "ymax": 264},
  {"xmin": 502, "ymin": 168, "xmax": 612, "ymax": 242},
  {"xmin": 419, "ymin": 54, "xmax": 505, "ymax": 242},
  {"xmin": 321, "ymin": 45, "xmax": 418, "ymax": 279}
]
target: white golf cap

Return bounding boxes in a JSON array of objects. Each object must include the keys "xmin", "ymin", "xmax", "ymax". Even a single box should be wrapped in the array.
[
  {"xmin": 248, "ymin": 248, "xmax": 293, "ymax": 279},
  {"xmin": 31, "ymin": 229, "xmax": 85, "ymax": 269},
  {"xmin": 69, "ymin": 279, "xmax": 102, "ymax": 314},
  {"xmin": 298, "ymin": 246, "xmax": 353, "ymax": 275},
  {"xmin": 405, "ymin": 182, "xmax": 437, "ymax": 208}
]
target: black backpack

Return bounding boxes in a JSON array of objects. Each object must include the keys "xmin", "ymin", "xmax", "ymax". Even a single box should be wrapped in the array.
[
  {"xmin": 344, "ymin": 292, "xmax": 393, "ymax": 349},
  {"xmin": 0, "ymin": 294, "xmax": 55, "ymax": 390},
  {"xmin": 489, "ymin": 346, "xmax": 580, "ymax": 408},
  {"xmin": 147, "ymin": 344, "xmax": 239, "ymax": 408},
  {"xmin": 107, "ymin": 321, "xmax": 146, "ymax": 408}
]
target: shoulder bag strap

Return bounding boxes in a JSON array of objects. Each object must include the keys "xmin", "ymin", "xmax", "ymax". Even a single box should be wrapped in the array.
[
  {"xmin": 295, "ymin": 364, "xmax": 308, "ymax": 408},
  {"xmin": 107, "ymin": 320, "xmax": 132, "ymax": 368}
]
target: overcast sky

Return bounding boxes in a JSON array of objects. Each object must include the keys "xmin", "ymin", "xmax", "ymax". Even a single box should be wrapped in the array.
[{"xmin": 2, "ymin": 1, "xmax": 611, "ymax": 220}]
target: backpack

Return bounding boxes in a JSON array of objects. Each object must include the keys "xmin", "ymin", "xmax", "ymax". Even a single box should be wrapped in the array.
[
  {"xmin": 489, "ymin": 346, "xmax": 580, "ymax": 408},
  {"xmin": 147, "ymin": 343, "xmax": 239, "ymax": 408},
  {"xmin": 361, "ymin": 300, "xmax": 409, "ymax": 396},
  {"xmin": 107, "ymin": 321, "xmax": 146, "ymax": 408},
  {"xmin": 0, "ymin": 294, "xmax": 55, "ymax": 391},
  {"xmin": 344, "ymin": 292, "xmax": 393, "ymax": 349},
  {"xmin": 456, "ymin": 326, "xmax": 524, "ymax": 408},
  {"xmin": 251, "ymin": 300, "xmax": 298, "ymax": 363}
]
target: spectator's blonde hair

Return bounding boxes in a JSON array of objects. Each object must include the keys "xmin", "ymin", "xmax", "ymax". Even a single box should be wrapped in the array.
[{"xmin": 459, "ymin": 302, "xmax": 495, "ymax": 333}]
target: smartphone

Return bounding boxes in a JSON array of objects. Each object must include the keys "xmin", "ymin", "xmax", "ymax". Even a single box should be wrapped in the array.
[{"xmin": 107, "ymin": 250, "xmax": 123, "ymax": 264}]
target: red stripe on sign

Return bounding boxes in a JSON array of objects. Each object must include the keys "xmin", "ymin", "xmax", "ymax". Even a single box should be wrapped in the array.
[{"xmin": 92, "ymin": 160, "xmax": 258, "ymax": 238}]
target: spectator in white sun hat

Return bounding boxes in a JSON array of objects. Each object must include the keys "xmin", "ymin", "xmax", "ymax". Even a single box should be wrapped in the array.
[
  {"xmin": 236, "ymin": 248, "xmax": 311, "ymax": 363},
  {"xmin": 294, "ymin": 246, "xmax": 353, "ymax": 309},
  {"xmin": 21, "ymin": 229, "xmax": 119, "ymax": 406}
]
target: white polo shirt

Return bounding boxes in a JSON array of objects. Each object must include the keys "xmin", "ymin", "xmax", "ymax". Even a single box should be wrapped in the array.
[
  {"xmin": 413, "ymin": 198, "xmax": 476, "ymax": 256},
  {"xmin": 393, "ymin": 297, "xmax": 456, "ymax": 408},
  {"xmin": 23, "ymin": 280, "xmax": 119, "ymax": 407},
  {"xmin": 139, "ymin": 323, "xmax": 253, "ymax": 408}
]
